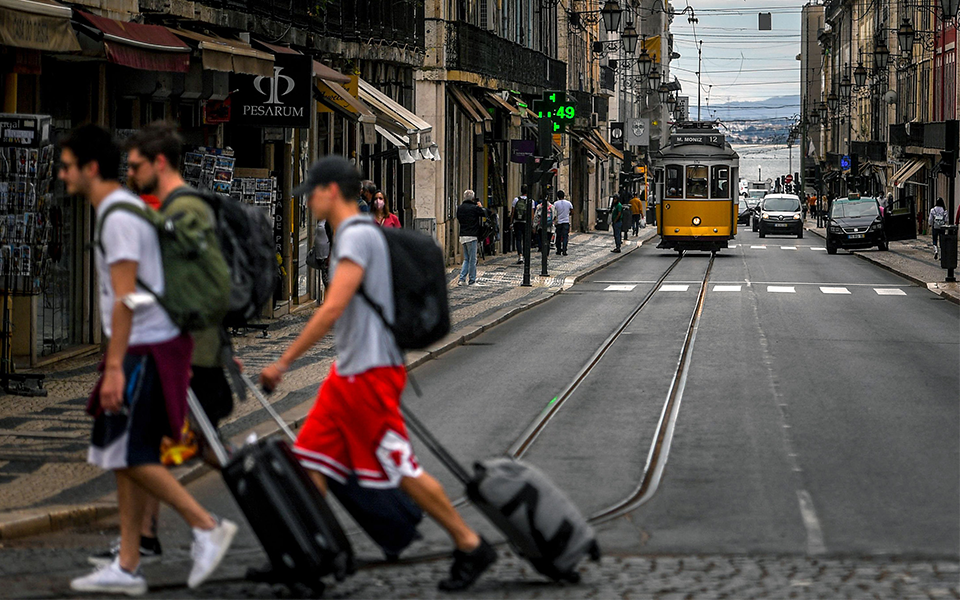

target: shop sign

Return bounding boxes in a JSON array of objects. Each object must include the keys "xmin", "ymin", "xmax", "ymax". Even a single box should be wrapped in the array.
[
  {"xmin": 203, "ymin": 98, "xmax": 231, "ymax": 124},
  {"xmin": 232, "ymin": 54, "xmax": 312, "ymax": 128},
  {"xmin": 510, "ymin": 139, "xmax": 536, "ymax": 163},
  {"xmin": 609, "ymin": 121, "xmax": 624, "ymax": 150},
  {"xmin": 0, "ymin": 114, "xmax": 51, "ymax": 148},
  {"xmin": 626, "ymin": 118, "xmax": 649, "ymax": 146},
  {"xmin": 316, "ymin": 76, "xmax": 360, "ymax": 114}
]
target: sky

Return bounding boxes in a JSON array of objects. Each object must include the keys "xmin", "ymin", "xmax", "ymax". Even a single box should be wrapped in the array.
[{"xmin": 666, "ymin": 0, "xmax": 804, "ymax": 115}]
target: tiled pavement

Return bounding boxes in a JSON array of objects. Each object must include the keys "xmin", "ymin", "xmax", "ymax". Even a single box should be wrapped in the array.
[{"xmin": 0, "ymin": 229, "xmax": 648, "ymax": 520}]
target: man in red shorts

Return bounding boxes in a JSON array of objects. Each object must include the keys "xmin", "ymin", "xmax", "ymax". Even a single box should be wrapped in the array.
[{"xmin": 260, "ymin": 156, "xmax": 496, "ymax": 591}]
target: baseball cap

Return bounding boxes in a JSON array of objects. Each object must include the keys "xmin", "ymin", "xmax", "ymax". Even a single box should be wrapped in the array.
[{"xmin": 293, "ymin": 155, "xmax": 361, "ymax": 198}]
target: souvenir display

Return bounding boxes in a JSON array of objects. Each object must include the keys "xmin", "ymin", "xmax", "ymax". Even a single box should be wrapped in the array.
[{"xmin": 182, "ymin": 146, "xmax": 235, "ymax": 194}]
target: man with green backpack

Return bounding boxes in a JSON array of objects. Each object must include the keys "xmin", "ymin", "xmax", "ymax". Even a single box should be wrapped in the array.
[{"xmin": 61, "ymin": 124, "xmax": 236, "ymax": 596}]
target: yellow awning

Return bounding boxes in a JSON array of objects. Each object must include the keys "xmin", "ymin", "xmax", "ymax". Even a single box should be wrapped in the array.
[
  {"xmin": 169, "ymin": 28, "xmax": 273, "ymax": 76},
  {"xmin": 0, "ymin": 0, "xmax": 80, "ymax": 52}
]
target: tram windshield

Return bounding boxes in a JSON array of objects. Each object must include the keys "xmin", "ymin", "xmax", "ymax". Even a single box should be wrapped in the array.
[
  {"xmin": 666, "ymin": 165, "xmax": 683, "ymax": 198},
  {"xmin": 686, "ymin": 166, "xmax": 708, "ymax": 198}
]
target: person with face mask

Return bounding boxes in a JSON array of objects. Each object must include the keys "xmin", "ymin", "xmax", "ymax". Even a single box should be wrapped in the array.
[{"xmin": 372, "ymin": 191, "xmax": 401, "ymax": 228}]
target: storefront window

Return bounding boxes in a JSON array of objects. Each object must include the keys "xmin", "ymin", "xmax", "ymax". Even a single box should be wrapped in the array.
[
  {"xmin": 686, "ymin": 165, "xmax": 708, "ymax": 198},
  {"xmin": 665, "ymin": 165, "xmax": 683, "ymax": 198},
  {"xmin": 711, "ymin": 165, "xmax": 730, "ymax": 199}
]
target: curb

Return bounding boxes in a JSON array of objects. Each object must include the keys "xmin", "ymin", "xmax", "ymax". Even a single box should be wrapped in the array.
[
  {"xmin": 0, "ymin": 230, "xmax": 653, "ymax": 542},
  {"xmin": 807, "ymin": 227, "xmax": 960, "ymax": 306}
]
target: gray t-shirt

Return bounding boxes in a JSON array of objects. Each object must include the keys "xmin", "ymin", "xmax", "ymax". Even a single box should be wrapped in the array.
[{"xmin": 331, "ymin": 215, "xmax": 403, "ymax": 375}]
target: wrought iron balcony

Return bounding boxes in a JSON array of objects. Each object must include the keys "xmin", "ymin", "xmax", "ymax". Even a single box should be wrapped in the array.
[
  {"xmin": 446, "ymin": 21, "xmax": 565, "ymax": 91},
  {"xmin": 850, "ymin": 140, "xmax": 887, "ymax": 162},
  {"xmin": 889, "ymin": 122, "xmax": 925, "ymax": 147}
]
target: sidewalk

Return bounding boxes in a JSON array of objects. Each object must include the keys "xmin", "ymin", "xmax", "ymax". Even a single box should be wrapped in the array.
[
  {"xmin": 806, "ymin": 219, "xmax": 960, "ymax": 305},
  {"xmin": 0, "ymin": 228, "xmax": 652, "ymax": 539}
]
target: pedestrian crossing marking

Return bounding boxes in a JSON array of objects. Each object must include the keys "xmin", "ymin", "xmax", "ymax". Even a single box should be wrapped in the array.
[
  {"xmin": 729, "ymin": 244, "xmax": 737, "ymax": 248},
  {"xmin": 781, "ymin": 246, "xmax": 797, "ymax": 250},
  {"xmin": 713, "ymin": 285, "xmax": 742, "ymax": 292},
  {"xmin": 811, "ymin": 247, "xmax": 826, "ymax": 251},
  {"xmin": 874, "ymin": 288, "xmax": 907, "ymax": 296},
  {"xmin": 660, "ymin": 284, "xmax": 690, "ymax": 292},
  {"xmin": 604, "ymin": 284, "xmax": 637, "ymax": 291},
  {"xmin": 820, "ymin": 287, "xmax": 851, "ymax": 294},
  {"xmin": 751, "ymin": 245, "xmax": 767, "ymax": 249},
  {"xmin": 767, "ymin": 286, "xmax": 796, "ymax": 293}
]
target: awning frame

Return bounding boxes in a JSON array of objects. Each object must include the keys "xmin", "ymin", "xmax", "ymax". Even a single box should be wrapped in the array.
[{"xmin": 891, "ymin": 158, "xmax": 928, "ymax": 188}]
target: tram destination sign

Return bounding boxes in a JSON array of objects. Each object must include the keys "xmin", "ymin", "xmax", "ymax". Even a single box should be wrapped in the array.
[{"xmin": 672, "ymin": 133, "xmax": 725, "ymax": 147}]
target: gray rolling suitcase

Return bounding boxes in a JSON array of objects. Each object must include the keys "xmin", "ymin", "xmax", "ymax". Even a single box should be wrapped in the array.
[{"xmin": 400, "ymin": 406, "xmax": 600, "ymax": 582}]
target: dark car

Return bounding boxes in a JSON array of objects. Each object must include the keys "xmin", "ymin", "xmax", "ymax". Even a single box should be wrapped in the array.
[
  {"xmin": 737, "ymin": 198, "xmax": 753, "ymax": 225},
  {"xmin": 826, "ymin": 195, "xmax": 887, "ymax": 254},
  {"xmin": 758, "ymin": 194, "xmax": 803, "ymax": 239}
]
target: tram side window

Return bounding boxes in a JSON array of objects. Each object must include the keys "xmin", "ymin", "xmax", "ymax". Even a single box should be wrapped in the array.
[
  {"xmin": 711, "ymin": 166, "xmax": 730, "ymax": 199},
  {"xmin": 686, "ymin": 165, "xmax": 708, "ymax": 199},
  {"xmin": 666, "ymin": 165, "xmax": 683, "ymax": 198}
]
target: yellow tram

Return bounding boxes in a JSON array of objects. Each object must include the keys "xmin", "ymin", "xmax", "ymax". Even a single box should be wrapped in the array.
[{"xmin": 655, "ymin": 122, "xmax": 740, "ymax": 253}]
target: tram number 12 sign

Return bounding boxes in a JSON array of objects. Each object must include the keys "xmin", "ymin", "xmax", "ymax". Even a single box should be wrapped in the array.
[
  {"xmin": 672, "ymin": 133, "xmax": 724, "ymax": 147},
  {"xmin": 532, "ymin": 91, "xmax": 576, "ymax": 133}
]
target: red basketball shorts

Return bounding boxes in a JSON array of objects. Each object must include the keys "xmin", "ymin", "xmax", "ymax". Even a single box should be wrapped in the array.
[{"xmin": 293, "ymin": 364, "xmax": 422, "ymax": 488}]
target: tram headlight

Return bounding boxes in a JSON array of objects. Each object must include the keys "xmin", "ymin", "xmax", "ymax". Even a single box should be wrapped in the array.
[{"xmin": 692, "ymin": 216, "xmax": 702, "ymax": 226}]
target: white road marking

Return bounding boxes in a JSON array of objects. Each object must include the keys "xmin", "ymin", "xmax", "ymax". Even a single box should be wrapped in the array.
[
  {"xmin": 659, "ymin": 284, "xmax": 690, "ymax": 292},
  {"xmin": 751, "ymin": 245, "xmax": 767, "ymax": 249},
  {"xmin": 604, "ymin": 284, "xmax": 637, "ymax": 292},
  {"xmin": 781, "ymin": 246, "xmax": 797, "ymax": 250},
  {"xmin": 729, "ymin": 244, "xmax": 737, "ymax": 248},
  {"xmin": 874, "ymin": 288, "xmax": 907, "ymax": 296},
  {"xmin": 797, "ymin": 490, "xmax": 827, "ymax": 555},
  {"xmin": 712, "ymin": 285, "xmax": 742, "ymax": 292},
  {"xmin": 820, "ymin": 287, "xmax": 851, "ymax": 294},
  {"xmin": 811, "ymin": 247, "xmax": 826, "ymax": 251},
  {"xmin": 767, "ymin": 286, "xmax": 796, "ymax": 293}
]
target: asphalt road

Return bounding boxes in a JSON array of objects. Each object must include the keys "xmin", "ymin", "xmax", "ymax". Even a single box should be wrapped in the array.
[{"xmin": 2, "ymin": 227, "xmax": 957, "ymax": 598}]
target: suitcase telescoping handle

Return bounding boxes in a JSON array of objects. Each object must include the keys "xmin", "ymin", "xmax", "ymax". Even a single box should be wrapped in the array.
[
  {"xmin": 186, "ymin": 388, "xmax": 230, "ymax": 468},
  {"xmin": 241, "ymin": 374, "xmax": 298, "ymax": 443},
  {"xmin": 399, "ymin": 403, "xmax": 472, "ymax": 486}
]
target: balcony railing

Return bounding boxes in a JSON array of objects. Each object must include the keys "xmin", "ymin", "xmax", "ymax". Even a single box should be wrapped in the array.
[
  {"xmin": 889, "ymin": 122, "xmax": 925, "ymax": 147},
  {"xmin": 446, "ymin": 21, "xmax": 565, "ymax": 91},
  {"xmin": 850, "ymin": 141, "xmax": 887, "ymax": 162}
]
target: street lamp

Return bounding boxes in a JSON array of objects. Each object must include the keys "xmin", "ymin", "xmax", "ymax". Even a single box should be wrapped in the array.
[
  {"xmin": 874, "ymin": 37, "xmax": 890, "ymax": 70},
  {"xmin": 600, "ymin": 0, "xmax": 623, "ymax": 35},
  {"xmin": 648, "ymin": 65, "xmax": 661, "ymax": 90},
  {"xmin": 809, "ymin": 107, "xmax": 820, "ymax": 125},
  {"xmin": 667, "ymin": 94, "xmax": 677, "ymax": 111},
  {"xmin": 839, "ymin": 72, "xmax": 852, "ymax": 102},
  {"xmin": 621, "ymin": 22, "xmax": 639, "ymax": 54},
  {"xmin": 658, "ymin": 83, "xmax": 670, "ymax": 104},
  {"xmin": 827, "ymin": 91, "xmax": 839, "ymax": 112},
  {"xmin": 637, "ymin": 46, "xmax": 653, "ymax": 76},
  {"xmin": 854, "ymin": 61, "xmax": 867, "ymax": 87},
  {"xmin": 944, "ymin": 0, "xmax": 959, "ymax": 19},
  {"xmin": 818, "ymin": 102, "xmax": 828, "ymax": 122},
  {"xmin": 897, "ymin": 17, "xmax": 915, "ymax": 54}
]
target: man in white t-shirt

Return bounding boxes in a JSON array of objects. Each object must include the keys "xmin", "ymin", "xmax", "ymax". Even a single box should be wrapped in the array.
[
  {"xmin": 553, "ymin": 190, "xmax": 573, "ymax": 256},
  {"xmin": 59, "ymin": 125, "xmax": 235, "ymax": 596},
  {"xmin": 261, "ymin": 156, "xmax": 496, "ymax": 591}
]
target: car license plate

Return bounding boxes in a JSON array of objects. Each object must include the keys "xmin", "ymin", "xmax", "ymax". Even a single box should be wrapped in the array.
[
  {"xmin": 774, "ymin": 223, "xmax": 788, "ymax": 228},
  {"xmin": 848, "ymin": 233, "xmax": 864, "ymax": 239}
]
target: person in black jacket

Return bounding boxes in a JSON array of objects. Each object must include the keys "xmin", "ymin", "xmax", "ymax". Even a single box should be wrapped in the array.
[{"xmin": 456, "ymin": 190, "xmax": 487, "ymax": 286}]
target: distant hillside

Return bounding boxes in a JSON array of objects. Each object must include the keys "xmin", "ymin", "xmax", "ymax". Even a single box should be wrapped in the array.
[{"xmin": 702, "ymin": 95, "xmax": 801, "ymax": 121}]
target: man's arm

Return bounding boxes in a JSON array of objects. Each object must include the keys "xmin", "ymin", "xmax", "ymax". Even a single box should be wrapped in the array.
[
  {"xmin": 100, "ymin": 260, "xmax": 138, "ymax": 413},
  {"xmin": 260, "ymin": 258, "xmax": 365, "ymax": 390}
]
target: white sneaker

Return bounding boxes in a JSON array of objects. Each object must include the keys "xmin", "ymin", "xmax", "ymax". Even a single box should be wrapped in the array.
[
  {"xmin": 70, "ymin": 559, "xmax": 147, "ymax": 596},
  {"xmin": 188, "ymin": 518, "xmax": 238, "ymax": 589}
]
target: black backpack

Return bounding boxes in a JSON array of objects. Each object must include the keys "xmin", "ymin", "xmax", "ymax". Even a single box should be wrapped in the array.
[
  {"xmin": 166, "ymin": 187, "xmax": 277, "ymax": 326},
  {"xmin": 340, "ymin": 220, "xmax": 450, "ymax": 350}
]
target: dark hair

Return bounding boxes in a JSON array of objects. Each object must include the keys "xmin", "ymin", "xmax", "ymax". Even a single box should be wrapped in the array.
[
  {"xmin": 60, "ymin": 124, "xmax": 121, "ymax": 181},
  {"xmin": 936, "ymin": 197, "xmax": 945, "ymax": 208},
  {"xmin": 557, "ymin": 190, "xmax": 565, "ymax": 199},
  {"xmin": 313, "ymin": 155, "xmax": 362, "ymax": 200},
  {"xmin": 362, "ymin": 180, "xmax": 378, "ymax": 196},
  {"xmin": 520, "ymin": 185, "xmax": 529, "ymax": 195},
  {"xmin": 125, "ymin": 121, "xmax": 183, "ymax": 170}
]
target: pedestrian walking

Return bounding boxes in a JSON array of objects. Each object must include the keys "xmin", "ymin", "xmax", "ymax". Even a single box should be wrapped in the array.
[
  {"xmin": 619, "ymin": 192, "xmax": 632, "ymax": 241},
  {"xmin": 930, "ymin": 197, "xmax": 948, "ymax": 260},
  {"xmin": 373, "ymin": 191, "xmax": 401, "ymax": 228},
  {"xmin": 630, "ymin": 192, "xmax": 644, "ymax": 235},
  {"xmin": 60, "ymin": 124, "xmax": 236, "ymax": 596},
  {"xmin": 457, "ymin": 189, "xmax": 487, "ymax": 286},
  {"xmin": 532, "ymin": 195, "xmax": 555, "ymax": 257},
  {"xmin": 359, "ymin": 180, "xmax": 376, "ymax": 213},
  {"xmin": 611, "ymin": 196, "xmax": 624, "ymax": 253},
  {"xmin": 511, "ymin": 186, "xmax": 533, "ymax": 263},
  {"xmin": 554, "ymin": 190, "xmax": 573, "ymax": 256},
  {"xmin": 260, "ymin": 156, "xmax": 496, "ymax": 592}
]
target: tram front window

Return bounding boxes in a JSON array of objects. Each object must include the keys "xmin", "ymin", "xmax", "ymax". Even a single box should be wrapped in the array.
[
  {"xmin": 711, "ymin": 166, "xmax": 730, "ymax": 199},
  {"xmin": 666, "ymin": 165, "xmax": 683, "ymax": 198},
  {"xmin": 686, "ymin": 165, "xmax": 708, "ymax": 199}
]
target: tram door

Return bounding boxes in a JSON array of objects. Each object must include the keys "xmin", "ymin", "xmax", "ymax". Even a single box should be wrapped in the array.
[{"xmin": 884, "ymin": 194, "xmax": 918, "ymax": 241}]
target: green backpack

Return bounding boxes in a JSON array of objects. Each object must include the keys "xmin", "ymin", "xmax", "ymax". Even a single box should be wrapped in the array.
[{"xmin": 97, "ymin": 202, "xmax": 231, "ymax": 332}]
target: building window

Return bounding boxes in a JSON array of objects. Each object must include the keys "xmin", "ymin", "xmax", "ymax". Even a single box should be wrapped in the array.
[
  {"xmin": 686, "ymin": 165, "xmax": 708, "ymax": 199},
  {"xmin": 665, "ymin": 165, "xmax": 683, "ymax": 198}
]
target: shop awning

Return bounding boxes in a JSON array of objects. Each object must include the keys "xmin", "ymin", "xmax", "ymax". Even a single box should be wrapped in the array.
[
  {"xmin": 374, "ymin": 125, "xmax": 440, "ymax": 164},
  {"xmin": 168, "ymin": 28, "xmax": 273, "ymax": 77},
  {"xmin": 570, "ymin": 129, "xmax": 608, "ymax": 159},
  {"xmin": 448, "ymin": 86, "xmax": 492, "ymax": 132},
  {"xmin": 891, "ymin": 158, "xmax": 928, "ymax": 188},
  {"xmin": 316, "ymin": 79, "xmax": 375, "ymax": 124},
  {"xmin": 358, "ymin": 78, "xmax": 432, "ymax": 138},
  {"xmin": 313, "ymin": 60, "xmax": 350, "ymax": 85},
  {"xmin": 77, "ymin": 11, "xmax": 190, "ymax": 72},
  {"xmin": 0, "ymin": 0, "xmax": 80, "ymax": 52},
  {"xmin": 482, "ymin": 91, "xmax": 521, "ymax": 116},
  {"xmin": 591, "ymin": 128, "xmax": 624, "ymax": 161}
]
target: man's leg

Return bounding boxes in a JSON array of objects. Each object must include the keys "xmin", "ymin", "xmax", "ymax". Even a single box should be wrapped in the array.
[
  {"xmin": 400, "ymin": 472, "xmax": 478, "ymax": 550},
  {"xmin": 467, "ymin": 240, "xmax": 478, "ymax": 283},
  {"xmin": 458, "ymin": 243, "xmax": 469, "ymax": 284}
]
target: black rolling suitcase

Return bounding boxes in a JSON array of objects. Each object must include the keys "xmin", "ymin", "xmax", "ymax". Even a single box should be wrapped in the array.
[
  {"xmin": 400, "ymin": 404, "xmax": 601, "ymax": 583},
  {"xmin": 186, "ymin": 387, "xmax": 355, "ymax": 595}
]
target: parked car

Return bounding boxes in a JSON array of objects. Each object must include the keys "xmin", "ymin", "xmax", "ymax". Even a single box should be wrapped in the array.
[
  {"xmin": 826, "ymin": 195, "xmax": 887, "ymax": 254},
  {"xmin": 746, "ymin": 190, "xmax": 766, "ymax": 231},
  {"xmin": 737, "ymin": 197, "xmax": 753, "ymax": 225},
  {"xmin": 758, "ymin": 193, "xmax": 803, "ymax": 239}
]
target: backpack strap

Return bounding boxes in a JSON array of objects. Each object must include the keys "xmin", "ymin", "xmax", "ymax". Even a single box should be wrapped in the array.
[
  {"xmin": 95, "ymin": 202, "xmax": 164, "ymax": 306},
  {"xmin": 336, "ymin": 218, "xmax": 399, "ymax": 342}
]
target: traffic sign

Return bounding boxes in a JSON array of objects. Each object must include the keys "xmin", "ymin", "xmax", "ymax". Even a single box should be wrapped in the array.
[
  {"xmin": 532, "ymin": 90, "xmax": 576, "ymax": 133},
  {"xmin": 784, "ymin": 174, "xmax": 793, "ymax": 184}
]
